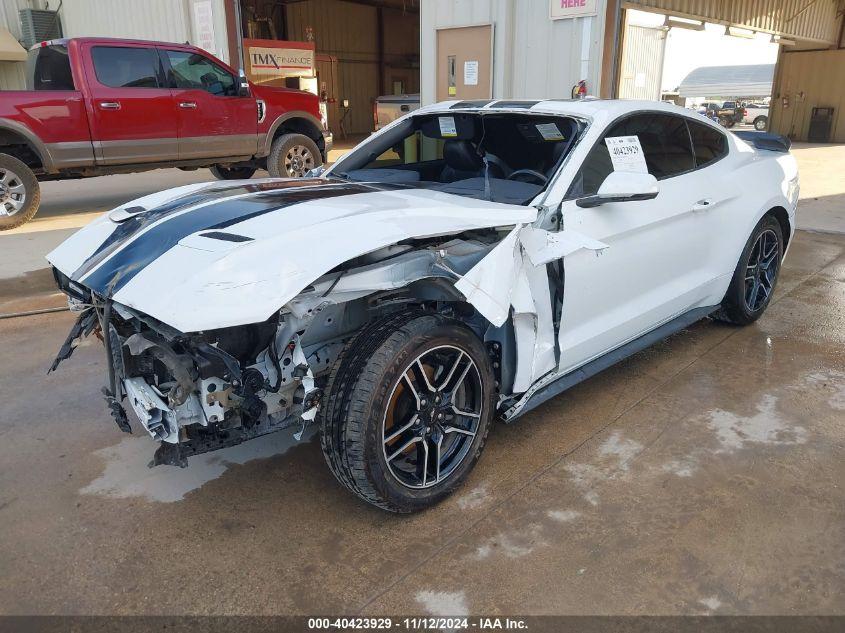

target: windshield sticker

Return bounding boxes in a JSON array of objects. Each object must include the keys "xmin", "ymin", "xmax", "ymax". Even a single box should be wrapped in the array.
[
  {"xmin": 438, "ymin": 116, "xmax": 458, "ymax": 137},
  {"xmin": 604, "ymin": 135, "xmax": 648, "ymax": 173},
  {"xmin": 535, "ymin": 123, "xmax": 564, "ymax": 141}
]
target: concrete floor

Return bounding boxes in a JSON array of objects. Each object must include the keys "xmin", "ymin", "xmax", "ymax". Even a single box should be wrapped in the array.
[{"xmin": 0, "ymin": 229, "xmax": 843, "ymax": 616}]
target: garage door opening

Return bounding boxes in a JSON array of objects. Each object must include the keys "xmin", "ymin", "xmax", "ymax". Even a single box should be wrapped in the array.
[
  {"xmin": 618, "ymin": 9, "xmax": 779, "ymax": 131},
  {"xmin": 234, "ymin": 0, "xmax": 420, "ymax": 141}
]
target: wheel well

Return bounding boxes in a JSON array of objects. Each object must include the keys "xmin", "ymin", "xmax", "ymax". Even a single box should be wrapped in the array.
[
  {"xmin": 767, "ymin": 206, "xmax": 791, "ymax": 249},
  {"xmin": 274, "ymin": 117, "xmax": 324, "ymax": 154},
  {"xmin": 0, "ymin": 129, "xmax": 44, "ymax": 171}
]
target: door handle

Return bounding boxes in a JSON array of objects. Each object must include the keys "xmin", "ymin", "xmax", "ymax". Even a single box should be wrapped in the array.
[
  {"xmin": 98, "ymin": 101, "xmax": 121, "ymax": 110},
  {"xmin": 691, "ymin": 198, "xmax": 713, "ymax": 212},
  {"xmin": 179, "ymin": 101, "xmax": 197, "ymax": 109}
]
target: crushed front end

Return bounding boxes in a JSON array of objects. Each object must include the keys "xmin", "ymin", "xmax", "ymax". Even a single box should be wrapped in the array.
[{"xmin": 50, "ymin": 269, "xmax": 329, "ymax": 468}]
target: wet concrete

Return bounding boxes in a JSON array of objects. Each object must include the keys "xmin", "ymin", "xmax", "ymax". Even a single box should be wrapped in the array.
[{"xmin": 0, "ymin": 230, "xmax": 843, "ymax": 616}]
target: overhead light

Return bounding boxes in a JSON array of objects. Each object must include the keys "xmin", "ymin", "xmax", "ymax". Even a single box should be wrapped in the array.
[
  {"xmin": 771, "ymin": 34, "xmax": 796, "ymax": 46},
  {"xmin": 725, "ymin": 25, "xmax": 756, "ymax": 39},
  {"xmin": 663, "ymin": 16, "xmax": 705, "ymax": 31}
]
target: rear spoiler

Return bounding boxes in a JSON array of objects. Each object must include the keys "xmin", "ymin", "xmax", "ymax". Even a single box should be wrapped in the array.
[{"xmin": 732, "ymin": 131, "xmax": 791, "ymax": 153}]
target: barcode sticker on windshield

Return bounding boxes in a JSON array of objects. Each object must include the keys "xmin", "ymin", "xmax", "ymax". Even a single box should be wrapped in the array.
[
  {"xmin": 439, "ymin": 116, "xmax": 458, "ymax": 137},
  {"xmin": 535, "ymin": 123, "xmax": 564, "ymax": 141},
  {"xmin": 604, "ymin": 136, "xmax": 648, "ymax": 173}
]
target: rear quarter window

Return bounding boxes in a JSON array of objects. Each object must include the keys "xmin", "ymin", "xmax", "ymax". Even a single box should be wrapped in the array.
[
  {"xmin": 25, "ymin": 45, "xmax": 75, "ymax": 90},
  {"xmin": 688, "ymin": 120, "xmax": 727, "ymax": 168}
]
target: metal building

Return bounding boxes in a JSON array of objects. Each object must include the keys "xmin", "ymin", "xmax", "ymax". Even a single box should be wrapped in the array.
[{"xmin": 420, "ymin": 0, "xmax": 608, "ymax": 104}]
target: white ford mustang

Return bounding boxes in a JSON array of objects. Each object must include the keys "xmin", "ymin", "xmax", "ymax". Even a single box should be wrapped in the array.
[{"xmin": 47, "ymin": 99, "xmax": 799, "ymax": 512}]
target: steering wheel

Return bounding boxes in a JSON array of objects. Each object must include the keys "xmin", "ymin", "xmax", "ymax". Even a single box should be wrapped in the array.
[{"xmin": 506, "ymin": 169, "xmax": 548, "ymax": 185}]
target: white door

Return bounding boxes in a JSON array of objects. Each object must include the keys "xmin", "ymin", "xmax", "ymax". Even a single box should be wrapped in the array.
[{"xmin": 556, "ymin": 113, "xmax": 718, "ymax": 374}]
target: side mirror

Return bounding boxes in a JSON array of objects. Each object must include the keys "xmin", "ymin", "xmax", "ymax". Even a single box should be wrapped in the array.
[
  {"xmin": 576, "ymin": 171, "xmax": 659, "ymax": 208},
  {"xmin": 237, "ymin": 70, "xmax": 250, "ymax": 97}
]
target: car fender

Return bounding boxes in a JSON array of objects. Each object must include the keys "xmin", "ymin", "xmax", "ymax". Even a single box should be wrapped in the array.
[
  {"xmin": 258, "ymin": 111, "xmax": 324, "ymax": 157},
  {"xmin": 0, "ymin": 118, "xmax": 55, "ymax": 172}
]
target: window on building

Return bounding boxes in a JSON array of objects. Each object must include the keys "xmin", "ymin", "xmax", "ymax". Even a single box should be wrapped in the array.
[
  {"xmin": 688, "ymin": 120, "xmax": 728, "ymax": 168},
  {"xmin": 164, "ymin": 50, "xmax": 236, "ymax": 96},
  {"xmin": 568, "ymin": 113, "xmax": 696, "ymax": 198},
  {"xmin": 91, "ymin": 46, "xmax": 162, "ymax": 88},
  {"xmin": 26, "ymin": 44, "xmax": 75, "ymax": 90}
]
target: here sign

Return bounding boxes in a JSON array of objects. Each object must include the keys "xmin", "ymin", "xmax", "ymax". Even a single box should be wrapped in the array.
[{"xmin": 550, "ymin": 0, "xmax": 598, "ymax": 20}]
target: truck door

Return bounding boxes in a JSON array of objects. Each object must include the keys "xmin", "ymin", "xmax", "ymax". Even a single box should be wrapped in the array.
[
  {"xmin": 83, "ymin": 43, "xmax": 178, "ymax": 165},
  {"xmin": 159, "ymin": 48, "xmax": 258, "ymax": 160}
]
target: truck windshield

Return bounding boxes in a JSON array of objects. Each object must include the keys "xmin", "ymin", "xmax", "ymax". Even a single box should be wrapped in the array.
[
  {"xmin": 26, "ymin": 45, "xmax": 75, "ymax": 91},
  {"xmin": 331, "ymin": 112, "xmax": 578, "ymax": 206}
]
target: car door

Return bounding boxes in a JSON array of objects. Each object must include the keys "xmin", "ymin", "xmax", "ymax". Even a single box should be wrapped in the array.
[
  {"xmin": 160, "ymin": 48, "xmax": 258, "ymax": 160},
  {"xmin": 84, "ymin": 43, "xmax": 178, "ymax": 165},
  {"xmin": 555, "ymin": 112, "xmax": 718, "ymax": 374}
]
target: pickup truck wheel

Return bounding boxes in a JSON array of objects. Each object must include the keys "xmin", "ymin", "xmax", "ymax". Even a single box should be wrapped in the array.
[
  {"xmin": 0, "ymin": 153, "xmax": 40, "ymax": 231},
  {"xmin": 754, "ymin": 116, "xmax": 768, "ymax": 131},
  {"xmin": 267, "ymin": 133, "xmax": 321, "ymax": 178},
  {"xmin": 319, "ymin": 310, "xmax": 495, "ymax": 513},
  {"xmin": 209, "ymin": 165, "xmax": 256, "ymax": 180},
  {"xmin": 715, "ymin": 215, "xmax": 783, "ymax": 326}
]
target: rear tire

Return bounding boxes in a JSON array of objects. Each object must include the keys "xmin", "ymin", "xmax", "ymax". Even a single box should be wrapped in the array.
[
  {"xmin": 319, "ymin": 310, "xmax": 495, "ymax": 513},
  {"xmin": 209, "ymin": 164, "xmax": 256, "ymax": 180},
  {"xmin": 266, "ymin": 133, "xmax": 321, "ymax": 178},
  {"xmin": 715, "ymin": 214, "xmax": 783, "ymax": 325},
  {"xmin": 0, "ymin": 153, "xmax": 40, "ymax": 231}
]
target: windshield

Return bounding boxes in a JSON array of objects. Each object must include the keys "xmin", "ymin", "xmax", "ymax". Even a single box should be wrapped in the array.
[{"xmin": 331, "ymin": 112, "xmax": 578, "ymax": 205}]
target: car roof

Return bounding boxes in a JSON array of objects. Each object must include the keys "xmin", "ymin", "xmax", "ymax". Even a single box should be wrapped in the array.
[
  {"xmin": 33, "ymin": 36, "xmax": 195, "ymax": 51},
  {"xmin": 416, "ymin": 98, "xmax": 703, "ymax": 122}
]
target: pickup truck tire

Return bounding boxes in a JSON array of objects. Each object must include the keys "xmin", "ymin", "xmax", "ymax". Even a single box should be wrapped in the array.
[
  {"xmin": 715, "ymin": 214, "xmax": 783, "ymax": 326},
  {"xmin": 0, "ymin": 153, "xmax": 40, "ymax": 231},
  {"xmin": 754, "ymin": 116, "xmax": 768, "ymax": 131},
  {"xmin": 267, "ymin": 133, "xmax": 322, "ymax": 179},
  {"xmin": 209, "ymin": 165, "xmax": 257, "ymax": 180},
  {"xmin": 319, "ymin": 310, "xmax": 495, "ymax": 513}
]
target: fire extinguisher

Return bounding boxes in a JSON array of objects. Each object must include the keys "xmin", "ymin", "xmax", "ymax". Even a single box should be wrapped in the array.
[{"xmin": 571, "ymin": 80, "xmax": 587, "ymax": 99}]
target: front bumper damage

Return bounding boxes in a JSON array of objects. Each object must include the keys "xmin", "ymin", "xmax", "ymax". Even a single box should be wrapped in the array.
[{"xmin": 49, "ymin": 292, "xmax": 322, "ymax": 469}]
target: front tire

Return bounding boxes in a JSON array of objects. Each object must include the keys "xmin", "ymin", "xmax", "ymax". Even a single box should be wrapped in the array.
[
  {"xmin": 209, "ymin": 164, "xmax": 256, "ymax": 180},
  {"xmin": 754, "ymin": 116, "xmax": 768, "ymax": 131},
  {"xmin": 266, "ymin": 133, "xmax": 321, "ymax": 178},
  {"xmin": 0, "ymin": 153, "xmax": 40, "ymax": 231},
  {"xmin": 320, "ymin": 310, "xmax": 495, "ymax": 513},
  {"xmin": 715, "ymin": 214, "xmax": 783, "ymax": 325}
]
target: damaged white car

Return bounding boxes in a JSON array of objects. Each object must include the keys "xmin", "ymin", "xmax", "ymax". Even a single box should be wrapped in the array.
[{"xmin": 47, "ymin": 99, "xmax": 799, "ymax": 512}]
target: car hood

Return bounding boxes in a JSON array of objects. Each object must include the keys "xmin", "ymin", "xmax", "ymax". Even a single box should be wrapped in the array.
[{"xmin": 47, "ymin": 178, "xmax": 537, "ymax": 332}]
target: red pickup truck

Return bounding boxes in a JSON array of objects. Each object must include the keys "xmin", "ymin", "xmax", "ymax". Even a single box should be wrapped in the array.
[{"xmin": 0, "ymin": 37, "xmax": 331, "ymax": 229}]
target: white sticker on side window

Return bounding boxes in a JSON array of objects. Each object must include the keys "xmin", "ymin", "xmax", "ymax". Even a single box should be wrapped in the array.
[
  {"xmin": 535, "ymin": 122, "xmax": 564, "ymax": 141},
  {"xmin": 438, "ymin": 116, "xmax": 458, "ymax": 137},
  {"xmin": 604, "ymin": 136, "xmax": 648, "ymax": 174}
]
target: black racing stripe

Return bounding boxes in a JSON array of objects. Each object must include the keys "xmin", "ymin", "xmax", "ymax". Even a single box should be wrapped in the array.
[
  {"xmin": 72, "ymin": 179, "xmax": 328, "ymax": 280},
  {"xmin": 80, "ymin": 183, "xmax": 381, "ymax": 298}
]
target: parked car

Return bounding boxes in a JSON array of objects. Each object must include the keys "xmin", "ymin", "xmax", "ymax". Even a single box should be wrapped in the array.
[
  {"xmin": 0, "ymin": 37, "xmax": 331, "ymax": 230},
  {"xmin": 743, "ymin": 103, "xmax": 769, "ymax": 130},
  {"xmin": 47, "ymin": 100, "xmax": 798, "ymax": 512},
  {"xmin": 697, "ymin": 101, "xmax": 745, "ymax": 128},
  {"xmin": 374, "ymin": 93, "xmax": 420, "ymax": 130}
]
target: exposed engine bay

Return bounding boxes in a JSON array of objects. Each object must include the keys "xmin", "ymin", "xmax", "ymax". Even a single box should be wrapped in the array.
[{"xmin": 51, "ymin": 231, "xmax": 509, "ymax": 466}]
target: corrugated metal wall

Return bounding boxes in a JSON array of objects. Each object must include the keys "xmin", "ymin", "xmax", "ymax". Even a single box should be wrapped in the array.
[
  {"xmin": 0, "ymin": 0, "xmax": 46, "ymax": 90},
  {"xmin": 0, "ymin": 0, "xmax": 233, "ymax": 90},
  {"xmin": 627, "ymin": 0, "xmax": 841, "ymax": 45},
  {"xmin": 58, "ymin": 0, "xmax": 231, "ymax": 63},
  {"xmin": 618, "ymin": 24, "xmax": 666, "ymax": 100},
  {"xmin": 770, "ymin": 49, "xmax": 845, "ymax": 142},
  {"xmin": 420, "ymin": 0, "xmax": 607, "ymax": 104},
  {"xmin": 286, "ymin": 0, "xmax": 379, "ymax": 135},
  {"xmin": 286, "ymin": 0, "xmax": 419, "ymax": 135}
]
